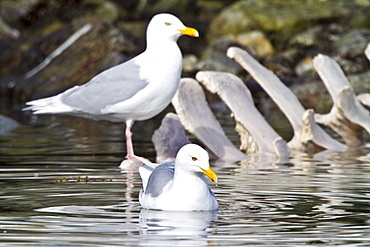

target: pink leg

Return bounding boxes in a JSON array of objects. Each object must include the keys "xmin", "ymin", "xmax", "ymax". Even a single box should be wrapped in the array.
[
  {"xmin": 124, "ymin": 120, "xmax": 152, "ymax": 165},
  {"xmin": 125, "ymin": 120, "xmax": 135, "ymax": 159}
]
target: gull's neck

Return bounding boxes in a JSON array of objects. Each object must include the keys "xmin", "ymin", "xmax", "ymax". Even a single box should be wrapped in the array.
[
  {"xmin": 173, "ymin": 164, "xmax": 207, "ymax": 187},
  {"xmin": 146, "ymin": 32, "xmax": 180, "ymax": 52},
  {"xmin": 140, "ymin": 37, "xmax": 182, "ymax": 72}
]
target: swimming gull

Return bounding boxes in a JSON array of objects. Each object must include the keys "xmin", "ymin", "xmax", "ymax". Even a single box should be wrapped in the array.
[
  {"xmin": 139, "ymin": 144, "xmax": 218, "ymax": 211},
  {"xmin": 24, "ymin": 13, "xmax": 199, "ymax": 161}
]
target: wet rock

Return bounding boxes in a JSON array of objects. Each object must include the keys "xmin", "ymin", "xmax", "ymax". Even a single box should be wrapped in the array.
[
  {"xmin": 208, "ymin": 0, "xmax": 370, "ymax": 43},
  {"xmin": 1, "ymin": 0, "xmax": 125, "ymax": 35},
  {"xmin": 1, "ymin": 26, "xmax": 72, "ymax": 81},
  {"xmin": 0, "ymin": 18, "xmax": 137, "ymax": 110},
  {"xmin": 1, "ymin": 0, "xmax": 80, "ymax": 34},
  {"xmin": 0, "ymin": 114, "xmax": 20, "ymax": 135},
  {"xmin": 152, "ymin": 113, "xmax": 190, "ymax": 163}
]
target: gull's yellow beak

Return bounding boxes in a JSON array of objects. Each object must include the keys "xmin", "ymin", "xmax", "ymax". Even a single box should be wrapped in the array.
[
  {"xmin": 179, "ymin": 26, "xmax": 199, "ymax": 37},
  {"xmin": 201, "ymin": 166, "xmax": 218, "ymax": 183}
]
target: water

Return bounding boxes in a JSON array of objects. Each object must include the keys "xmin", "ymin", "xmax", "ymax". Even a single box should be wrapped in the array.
[{"xmin": 1, "ymin": 114, "xmax": 370, "ymax": 246}]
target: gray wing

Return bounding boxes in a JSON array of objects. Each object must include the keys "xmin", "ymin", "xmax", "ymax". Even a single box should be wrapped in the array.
[
  {"xmin": 145, "ymin": 160, "xmax": 175, "ymax": 198},
  {"xmin": 61, "ymin": 58, "xmax": 149, "ymax": 114}
]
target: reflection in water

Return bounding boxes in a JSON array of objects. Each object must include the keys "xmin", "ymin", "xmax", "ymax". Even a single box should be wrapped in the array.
[
  {"xmin": 140, "ymin": 209, "xmax": 217, "ymax": 235},
  {"xmin": 139, "ymin": 209, "xmax": 217, "ymax": 246}
]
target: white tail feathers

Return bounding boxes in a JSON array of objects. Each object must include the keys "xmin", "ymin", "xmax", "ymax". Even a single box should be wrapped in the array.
[{"xmin": 23, "ymin": 95, "xmax": 74, "ymax": 114}]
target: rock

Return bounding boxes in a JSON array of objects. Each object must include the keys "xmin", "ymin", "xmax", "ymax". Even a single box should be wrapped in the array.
[
  {"xmin": 119, "ymin": 21, "xmax": 147, "ymax": 48},
  {"xmin": 196, "ymin": 37, "xmax": 244, "ymax": 74},
  {"xmin": 0, "ymin": 18, "xmax": 137, "ymax": 110},
  {"xmin": 295, "ymin": 57, "xmax": 315, "ymax": 78},
  {"xmin": 0, "ymin": 0, "xmax": 43, "ymax": 28},
  {"xmin": 263, "ymin": 49, "xmax": 301, "ymax": 79},
  {"xmin": 290, "ymin": 24, "xmax": 345, "ymax": 48},
  {"xmin": 0, "ymin": 114, "xmax": 20, "ymax": 135},
  {"xmin": 347, "ymin": 71, "xmax": 370, "ymax": 95},
  {"xmin": 183, "ymin": 54, "xmax": 198, "ymax": 73},
  {"xmin": 287, "ymin": 69, "xmax": 370, "ymax": 116},
  {"xmin": 208, "ymin": 0, "xmax": 370, "ymax": 43},
  {"xmin": 196, "ymin": 0, "xmax": 232, "ymax": 20},
  {"xmin": 235, "ymin": 30, "xmax": 275, "ymax": 57},
  {"xmin": 334, "ymin": 29, "xmax": 370, "ymax": 59},
  {"xmin": 92, "ymin": 1, "xmax": 122, "ymax": 21},
  {"xmin": 334, "ymin": 55, "xmax": 368, "ymax": 75},
  {"xmin": 152, "ymin": 113, "xmax": 190, "ymax": 163},
  {"xmin": 290, "ymin": 81, "xmax": 332, "ymax": 114},
  {"xmin": 358, "ymin": 93, "xmax": 370, "ymax": 109},
  {"xmin": 149, "ymin": 0, "xmax": 195, "ymax": 16},
  {"xmin": 0, "ymin": 17, "xmax": 19, "ymax": 39},
  {"xmin": 1, "ymin": 0, "xmax": 126, "ymax": 35},
  {"xmin": 289, "ymin": 25, "xmax": 370, "ymax": 77}
]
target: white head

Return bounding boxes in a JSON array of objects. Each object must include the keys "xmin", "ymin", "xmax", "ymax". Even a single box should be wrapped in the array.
[
  {"xmin": 146, "ymin": 13, "xmax": 199, "ymax": 44},
  {"xmin": 175, "ymin": 144, "xmax": 217, "ymax": 183}
]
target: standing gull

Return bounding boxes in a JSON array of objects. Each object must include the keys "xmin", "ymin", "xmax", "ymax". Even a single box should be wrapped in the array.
[
  {"xmin": 24, "ymin": 13, "xmax": 199, "ymax": 161},
  {"xmin": 139, "ymin": 144, "xmax": 218, "ymax": 211}
]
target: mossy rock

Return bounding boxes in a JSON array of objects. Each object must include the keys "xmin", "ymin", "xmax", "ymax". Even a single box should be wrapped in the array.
[{"xmin": 208, "ymin": 0, "xmax": 370, "ymax": 43}]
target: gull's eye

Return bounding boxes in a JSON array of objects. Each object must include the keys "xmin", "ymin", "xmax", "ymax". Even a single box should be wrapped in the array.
[
  {"xmin": 165, "ymin": 22, "xmax": 171, "ymax": 26},
  {"xmin": 192, "ymin": 157, "xmax": 197, "ymax": 161}
]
